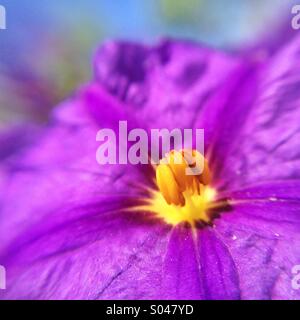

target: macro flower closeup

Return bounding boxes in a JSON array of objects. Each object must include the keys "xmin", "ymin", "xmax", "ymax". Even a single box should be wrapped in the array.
[{"xmin": 0, "ymin": 29, "xmax": 300, "ymax": 300}]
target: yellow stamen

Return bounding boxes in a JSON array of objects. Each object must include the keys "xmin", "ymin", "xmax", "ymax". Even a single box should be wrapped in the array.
[
  {"xmin": 156, "ymin": 149, "xmax": 211, "ymax": 206},
  {"xmin": 132, "ymin": 149, "xmax": 222, "ymax": 227}
]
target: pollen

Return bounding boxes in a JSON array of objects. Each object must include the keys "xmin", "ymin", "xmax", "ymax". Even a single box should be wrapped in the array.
[
  {"xmin": 133, "ymin": 150, "xmax": 222, "ymax": 227},
  {"xmin": 156, "ymin": 150, "xmax": 211, "ymax": 207}
]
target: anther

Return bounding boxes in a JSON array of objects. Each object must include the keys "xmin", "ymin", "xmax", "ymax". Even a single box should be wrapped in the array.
[{"xmin": 156, "ymin": 150, "xmax": 211, "ymax": 206}]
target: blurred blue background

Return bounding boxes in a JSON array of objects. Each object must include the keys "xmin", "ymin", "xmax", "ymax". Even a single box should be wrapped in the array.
[{"xmin": 0, "ymin": 0, "xmax": 295, "ymax": 128}]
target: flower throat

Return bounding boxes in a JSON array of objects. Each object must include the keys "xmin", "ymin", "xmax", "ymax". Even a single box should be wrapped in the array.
[{"xmin": 135, "ymin": 150, "xmax": 224, "ymax": 227}]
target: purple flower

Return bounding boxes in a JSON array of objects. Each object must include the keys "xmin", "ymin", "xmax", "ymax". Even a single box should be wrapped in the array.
[{"xmin": 1, "ymin": 36, "xmax": 300, "ymax": 300}]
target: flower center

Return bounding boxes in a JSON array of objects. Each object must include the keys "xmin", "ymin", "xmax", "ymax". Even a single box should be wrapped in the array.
[
  {"xmin": 156, "ymin": 150, "xmax": 211, "ymax": 207},
  {"xmin": 136, "ymin": 150, "xmax": 222, "ymax": 227}
]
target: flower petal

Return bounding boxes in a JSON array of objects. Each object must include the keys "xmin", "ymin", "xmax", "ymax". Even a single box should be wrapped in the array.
[
  {"xmin": 196, "ymin": 228, "xmax": 241, "ymax": 300},
  {"xmin": 0, "ymin": 88, "xmax": 152, "ymax": 253},
  {"xmin": 211, "ymin": 35, "xmax": 300, "ymax": 189},
  {"xmin": 94, "ymin": 39, "xmax": 244, "ymax": 131},
  {"xmin": 161, "ymin": 224, "xmax": 240, "ymax": 300},
  {"xmin": 0, "ymin": 209, "xmax": 171, "ymax": 299},
  {"xmin": 161, "ymin": 225, "xmax": 204, "ymax": 299},
  {"xmin": 214, "ymin": 181, "xmax": 300, "ymax": 299}
]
